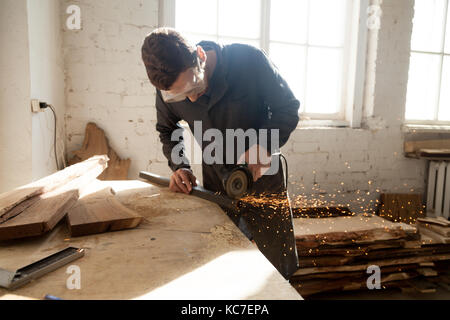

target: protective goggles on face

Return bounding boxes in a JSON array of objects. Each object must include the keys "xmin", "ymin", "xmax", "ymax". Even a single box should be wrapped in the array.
[{"xmin": 160, "ymin": 54, "xmax": 207, "ymax": 103}]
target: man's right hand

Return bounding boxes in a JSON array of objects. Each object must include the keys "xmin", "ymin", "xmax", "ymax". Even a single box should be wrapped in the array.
[{"xmin": 169, "ymin": 168, "xmax": 197, "ymax": 194}]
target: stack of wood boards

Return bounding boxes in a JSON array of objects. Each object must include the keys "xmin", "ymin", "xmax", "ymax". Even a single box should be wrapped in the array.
[
  {"xmin": 290, "ymin": 215, "xmax": 450, "ymax": 297},
  {"xmin": 0, "ymin": 155, "xmax": 142, "ymax": 241}
]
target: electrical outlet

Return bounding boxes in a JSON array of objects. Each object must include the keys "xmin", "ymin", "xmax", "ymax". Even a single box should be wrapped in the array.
[{"xmin": 31, "ymin": 99, "xmax": 41, "ymax": 113}]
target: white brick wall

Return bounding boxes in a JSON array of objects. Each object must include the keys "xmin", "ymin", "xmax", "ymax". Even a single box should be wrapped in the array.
[
  {"xmin": 62, "ymin": 0, "xmax": 160, "ymax": 179},
  {"xmin": 62, "ymin": 0, "xmax": 427, "ymax": 215}
]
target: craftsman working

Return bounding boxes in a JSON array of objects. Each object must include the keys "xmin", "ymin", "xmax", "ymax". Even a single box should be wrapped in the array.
[{"xmin": 141, "ymin": 28, "xmax": 300, "ymax": 279}]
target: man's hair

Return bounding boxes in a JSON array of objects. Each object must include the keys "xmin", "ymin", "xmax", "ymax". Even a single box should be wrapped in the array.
[{"xmin": 141, "ymin": 28, "xmax": 197, "ymax": 90}]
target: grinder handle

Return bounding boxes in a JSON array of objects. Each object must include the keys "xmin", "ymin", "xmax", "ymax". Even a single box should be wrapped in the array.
[{"xmin": 139, "ymin": 171, "xmax": 241, "ymax": 211}]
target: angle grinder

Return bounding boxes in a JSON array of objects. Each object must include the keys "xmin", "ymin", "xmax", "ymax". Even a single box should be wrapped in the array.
[{"xmin": 216, "ymin": 165, "xmax": 253, "ymax": 199}]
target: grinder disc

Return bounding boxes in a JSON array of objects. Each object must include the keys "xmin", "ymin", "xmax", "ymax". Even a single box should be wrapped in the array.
[{"xmin": 225, "ymin": 169, "xmax": 249, "ymax": 199}]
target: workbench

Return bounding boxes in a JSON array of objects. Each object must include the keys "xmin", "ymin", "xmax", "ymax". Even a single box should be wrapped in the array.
[{"xmin": 0, "ymin": 180, "xmax": 302, "ymax": 300}]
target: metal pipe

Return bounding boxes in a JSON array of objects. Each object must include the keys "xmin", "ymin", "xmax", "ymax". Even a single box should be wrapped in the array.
[{"xmin": 139, "ymin": 171, "xmax": 241, "ymax": 211}]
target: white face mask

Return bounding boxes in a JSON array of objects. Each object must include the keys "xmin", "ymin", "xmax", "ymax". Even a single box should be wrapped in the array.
[{"xmin": 161, "ymin": 57, "xmax": 207, "ymax": 103}]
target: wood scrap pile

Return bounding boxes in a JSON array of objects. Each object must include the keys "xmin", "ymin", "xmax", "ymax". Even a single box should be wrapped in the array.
[
  {"xmin": 290, "ymin": 215, "xmax": 450, "ymax": 297},
  {"xmin": 0, "ymin": 155, "xmax": 142, "ymax": 241}
]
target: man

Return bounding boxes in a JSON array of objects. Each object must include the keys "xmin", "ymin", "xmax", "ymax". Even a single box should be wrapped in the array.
[{"xmin": 142, "ymin": 28, "xmax": 299, "ymax": 279}]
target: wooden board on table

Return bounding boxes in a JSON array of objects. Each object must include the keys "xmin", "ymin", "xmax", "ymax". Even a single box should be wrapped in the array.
[
  {"xmin": 0, "ymin": 155, "xmax": 108, "ymax": 224},
  {"xmin": 0, "ymin": 187, "xmax": 43, "ymax": 220},
  {"xmin": 0, "ymin": 189, "xmax": 79, "ymax": 241},
  {"xmin": 67, "ymin": 186, "xmax": 143, "ymax": 237},
  {"xmin": 68, "ymin": 122, "xmax": 130, "ymax": 180},
  {"xmin": 0, "ymin": 156, "xmax": 108, "ymax": 240},
  {"xmin": 0, "ymin": 195, "xmax": 41, "ymax": 224}
]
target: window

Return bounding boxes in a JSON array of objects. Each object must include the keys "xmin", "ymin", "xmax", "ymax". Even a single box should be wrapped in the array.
[
  {"xmin": 405, "ymin": 0, "xmax": 450, "ymax": 123},
  {"xmin": 161, "ymin": 0, "xmax": 368, "ymax": 125}
]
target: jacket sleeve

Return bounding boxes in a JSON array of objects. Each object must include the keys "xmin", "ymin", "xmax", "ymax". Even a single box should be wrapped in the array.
[
  {"xmin": 155, "ymin": 90, "xmax": 191, "ymax": 172},
  {"xmin": 253, "ymin": 49, "xmax": 300, "ymax": 154}
]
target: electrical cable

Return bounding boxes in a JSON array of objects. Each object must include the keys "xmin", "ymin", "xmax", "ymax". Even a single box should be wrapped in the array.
[
  {"xmin": 271, "ymin": 152, "xmax": 289, "ymax": 192},
  {"xmin": 280, "ymin": 153, "xmax": 288, "ymax": 191},
  {"xmin": 47, "ymin": 104, "xmax": 59, "ymax": 170}
]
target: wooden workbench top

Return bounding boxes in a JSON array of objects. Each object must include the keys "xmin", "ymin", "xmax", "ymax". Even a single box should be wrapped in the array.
[{"xmin": 0, "ymin": 180, "xmax": 302, "ymax": 300}]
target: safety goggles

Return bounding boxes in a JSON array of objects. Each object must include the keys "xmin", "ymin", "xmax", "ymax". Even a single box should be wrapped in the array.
[{"xmin": 160, "ymin": 54, "xmax": 207, "ymax": 103}]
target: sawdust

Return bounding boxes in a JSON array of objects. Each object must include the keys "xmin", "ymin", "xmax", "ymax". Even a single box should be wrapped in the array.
[{"xmin": 202, "ymin": 223, "xmax": 248, "ymax": 249}]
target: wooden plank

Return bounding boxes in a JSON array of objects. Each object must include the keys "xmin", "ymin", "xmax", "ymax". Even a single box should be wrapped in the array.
[
  {"xmin": 67, "ymin": 186, "xmax": 143, "ymax": 237},
  {"xmin": 292, "ymin": 271, "xmax": 418, "ymax": 296},
  {"xmin": 297, "ymin": 246, "xmax": 450, "ymax": 268},
  {"xmin": 0, "ymin": 155, "xmax": 108, "ymax": 222},
  {"xmin": 291, "ymin": 206, "xmax": 352, "ymax": 218},
  {"xmin": 27, "ymin": 155, "xmax": 108, "ymax": 190},
  {"xmin": 0, "ymin": 195, "xmax": 40, "ymax": 224},
  {"xmin": 0, "ymin": 156, "xmax": 109, "ymax": 241},
  {"xmin": 417, "ymin": 221, "xmax": 450, "ymax": 237},
  {"xmin": 0, "ymin": 189, "xmax": 79, "ymax": 241},
  {"xmin": 293, "ymin": 253, "xmax": 450, "ymax": 276},
  {"xmin": 407, "ymin": 278, "xmax": 437, "ymax": 293},
  {"xmin": 291, "ymin": 264, "xmax": 421, "ymax": 281},
  {"xmin": 0, "ymin": 187, "xmax": 43, "ymax": 220},
  {"xmin": 378, "ymin": 193, "xmax": 424, "ymax": 223},
  {"xmin": 297, "ymin": 240, "xmax": 407, "ymax": 257},
  {"xmin": 416, "ymin": 268, "xmax": 438, "ymax": 277},
  {"xmin": 404, "ymin": 139, "xmax": 450, "ymax": 154},
  {"xmin": 68, "ymin": 123, "xmax": 130, "ymax": 180},
  {"xmin": 417, "ymin": 217, "xmax": 450, "ymax": 227},
  {"xmin": 417, "ymin": 225, "xmax": 450, "ymax": 244},
  {"xmin": 294, "ymin": 215, "xmax": 416, "ymax": 244}
]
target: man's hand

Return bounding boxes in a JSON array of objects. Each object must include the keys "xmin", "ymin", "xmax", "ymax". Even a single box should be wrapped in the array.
[
  {"xmin": 169, "ymin": 168, "xmax": 197, "ymax": 194},
  {"xmin": 240, "ymin": 144, "xmax": 272, "ymax": 182}
]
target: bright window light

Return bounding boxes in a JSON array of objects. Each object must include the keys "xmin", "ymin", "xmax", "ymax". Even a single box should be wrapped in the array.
[
  {"xmin": 175, "ymin": 0, "xmax": 357, "ymax": 120},
  {"xmin": 406, "ymin": 0, "xmax": 450, "ymax": 122}
]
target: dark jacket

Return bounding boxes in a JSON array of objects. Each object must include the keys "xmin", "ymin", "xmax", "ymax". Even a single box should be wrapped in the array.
[
  {"xmin": 154, "ymin": 41, "xmax": 300, "ymax": 279},
  {"xmin": 155, "ymin": 41, "xmax": 300, "ymax": 195}
]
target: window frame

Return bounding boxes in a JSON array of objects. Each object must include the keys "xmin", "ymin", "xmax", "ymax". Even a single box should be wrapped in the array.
[
  {"xmin": 405, "ymin": 0, "xmax": 450, "ymax": 126},
  {"xmin": 159, "ymin": 0, "xmax": 369, "ymax": 128}
]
